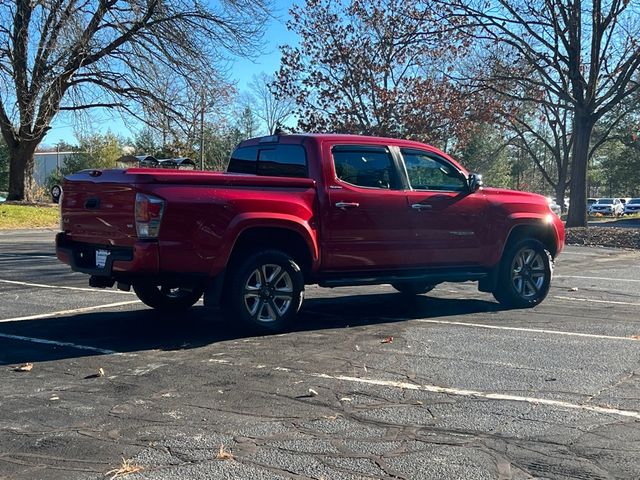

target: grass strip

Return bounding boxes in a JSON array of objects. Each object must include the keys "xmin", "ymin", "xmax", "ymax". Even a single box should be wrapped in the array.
[{"xmin": 0, "ymin": 203, "xmax": 59, "ymax": 229}]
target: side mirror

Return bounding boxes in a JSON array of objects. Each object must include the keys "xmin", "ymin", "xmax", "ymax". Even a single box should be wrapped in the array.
[{"xmin": 468, "ymin": 173, "xmax": 483, "ymax": 192}]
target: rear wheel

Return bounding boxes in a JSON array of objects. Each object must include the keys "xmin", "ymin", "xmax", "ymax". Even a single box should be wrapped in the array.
[
  {"xmin": 225, "ymin": 250, "xmax": 304, "ymax": 333},
  {"xmin": 493, "ymin": 239, "xmax": 552, "ymax": 308},
  {"xmin": 391, "ymin": 281, "xmax": 436, "ymax": 295},
  {"xmin": 133, "ymin": 283, "xmax": 204, "ymax": 311}
]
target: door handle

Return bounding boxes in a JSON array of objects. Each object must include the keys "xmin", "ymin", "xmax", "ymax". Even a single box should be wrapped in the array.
[
  {"xmin": 411, "ymin": 203, "xmax": 432, "ymax": 210},
  {"xmin": 335, "ymin": 201, "xmax": 360, "ymax": 210}
]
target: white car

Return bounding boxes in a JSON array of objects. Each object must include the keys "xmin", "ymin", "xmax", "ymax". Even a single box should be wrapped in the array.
[
  {"xmin": 589, "ymin": 198, "xmax": 624, "ymax": 216},
  {"xmin": 547, "ymin": 197, "xmax": 561, "ymax": 215},
  {"xmin": 623, "ymin": 198, "xmax": 640, "ymax": 215}
]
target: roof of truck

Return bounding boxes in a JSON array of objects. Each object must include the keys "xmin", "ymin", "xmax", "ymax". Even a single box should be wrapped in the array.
[{"xmin": 240, "ymin": 133, "xmax": 443, "ymax": 151}]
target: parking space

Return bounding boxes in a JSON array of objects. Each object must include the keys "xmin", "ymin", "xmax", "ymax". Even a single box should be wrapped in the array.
[{"xmin": 1, "ymin": 230, "xmax": 640, "ymax": 479}]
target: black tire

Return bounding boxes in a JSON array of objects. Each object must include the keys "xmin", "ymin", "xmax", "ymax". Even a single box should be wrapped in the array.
[
  {"xmin": 391, "ymin": 281, "xmax": 436, "ymax": 295},
  {"xmin": 225, "ymin": 250, "xmax": 304, "ymax": 333},
  {"xmin": 133, "ymin": 283, "xmax": 204, "ymax": 312},
  {"xmin": 493, "ymin": 238, "xmax": 552, "ymax": 308}
]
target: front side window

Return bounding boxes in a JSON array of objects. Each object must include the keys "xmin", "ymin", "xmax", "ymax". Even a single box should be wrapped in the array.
[
  {"xmin": 401, "ymin": 149, "xmax": 467, "ymax": 192},
  {"xmin": 332, "ymin": 145, "xmax": 399, "ymax": 189}
]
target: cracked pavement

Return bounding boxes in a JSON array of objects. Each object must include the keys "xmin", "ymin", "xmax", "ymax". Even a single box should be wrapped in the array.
[{"xmin": 0, "ymin": 229, "xmax": 639, "ymax": 479}]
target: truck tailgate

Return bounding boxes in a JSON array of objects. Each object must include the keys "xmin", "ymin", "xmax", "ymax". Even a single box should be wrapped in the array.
[{"xmin": 61, "ymin": 170, "xmax": 140, "ymax": 246}]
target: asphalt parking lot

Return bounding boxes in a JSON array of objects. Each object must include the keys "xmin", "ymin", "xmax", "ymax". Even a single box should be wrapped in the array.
[{"xmin": 1, "ymin": 229, "xmax": 640, "ymax": 480}]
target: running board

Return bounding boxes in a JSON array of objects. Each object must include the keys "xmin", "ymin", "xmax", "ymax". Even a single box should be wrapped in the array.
[{"xmin": 318, "ymin": 271, "xmax": 488, "ymax": 288}]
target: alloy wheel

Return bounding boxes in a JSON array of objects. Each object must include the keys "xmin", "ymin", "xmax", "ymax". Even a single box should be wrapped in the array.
[
  {"xmin": 510, "ymin": 247, "xmax": 547, "ymax": 300},
  {"xmin": 243, "ymin": 264, "xmax": 294, "ymax": 323}
]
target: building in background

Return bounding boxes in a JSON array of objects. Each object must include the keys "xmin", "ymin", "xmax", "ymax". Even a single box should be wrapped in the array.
[{"xmin": 34, "ymin": 151, "xmax": 75, "ymax": 186}]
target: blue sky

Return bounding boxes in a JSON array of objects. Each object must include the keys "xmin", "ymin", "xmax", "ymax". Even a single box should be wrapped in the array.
[{"xmin": 43, "ymin": 0, "xmax": 299, "ymax": 147}]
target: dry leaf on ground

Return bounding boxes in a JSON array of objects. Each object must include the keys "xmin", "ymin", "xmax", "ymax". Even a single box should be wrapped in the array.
[
  {"xmin": 381, "ymin": 336, "xmax": 393, "ymax": 344},
  {"xmin": 105, "ymin": 458, "xmax": 143, "ymax": 479},
  {"xmin": 216, "ymin": 444, "xmax": 234, "ymax": 461},
  {"xmin": 14, "ymin": 363, "xmax": 33, "ymax": 372}
]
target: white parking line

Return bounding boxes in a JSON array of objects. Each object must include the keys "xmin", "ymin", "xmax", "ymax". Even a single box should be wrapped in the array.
[
  {"xmin": 554, "ymin": 295, "xmax": 640, "ymax": 307},
  {"xmin": 309, "ymin": 373, "xmax": 640, "ymax": 419},
  {"xmin": 556, "ymin": 275, "xmax": 640, "ymax": 283},
  {"xmin": 0, "ymin": 253, "xmax": 57, "ymax": 259},
  {"xmin": 0, "ymin": 333, "xmax": 117, "ymax": 355},
  {"xmin": 0, "ymin": 278, "xmax": 133, "ymax": 294},
  {"xmin": 404, "ymin": 318, "xmax": 640, "ymax": 341},
  {"xmin": 0, "ymin": 300, "xmax": 140, "ymax": 324}
]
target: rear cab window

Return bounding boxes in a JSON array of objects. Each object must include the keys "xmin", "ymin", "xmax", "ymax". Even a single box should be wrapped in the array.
[
  {"xmin": 331, "ymin": 145, "xmax": 401, "ymax": 190},
  {"xmin": 228, "ymin": 144, "xmax": 308, "ymax": 178}
]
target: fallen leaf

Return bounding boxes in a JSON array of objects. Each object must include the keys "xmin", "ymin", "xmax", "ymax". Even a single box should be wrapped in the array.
[
  {"xmin": 339, "ymin": 397, "xmax": 352, "ymax": 402},
  {"xmin": 381, "ymin": 336, "xmax": 393, "ymax": 344},
  {"xmin": 216, "ymin": 444, "xmax": 234, "ymax": 461},
  {"xmin": 105, "ymin": 458, "xmax": 144, "ymax": 479},
  {"xmin": 308, "ymin": 388, "xmax": 319, "ymax": 397},
  {"xmin": 84, "ymin": 368, "xmax": 106, "ymax": 379},
  {"xmin": 630, "ymin": 335, "xmax": 640, "ymax": 340},
  {"xmin": 15, "ymin": 363, "xmax": 33, "ymax": 372},
  {"xmin": 568, "ymin": 287, "xmax": 579, "ymax": 292},
  {"xmin": 49, "ymin": 395, "xmax": 59, "ymax": 401}
]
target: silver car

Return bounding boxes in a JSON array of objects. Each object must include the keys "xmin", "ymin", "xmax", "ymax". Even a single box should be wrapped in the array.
[{"xmin": 623, "ymin": 198, "xmax": 640, "ymax": 215}]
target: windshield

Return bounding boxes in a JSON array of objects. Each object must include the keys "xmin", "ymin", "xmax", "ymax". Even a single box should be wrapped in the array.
[{"xmin": 597, "ymin": 199, "xmax": 614, "ymax": 204}]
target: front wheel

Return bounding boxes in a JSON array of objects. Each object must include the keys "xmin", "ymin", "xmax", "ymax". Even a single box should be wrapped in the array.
[
  {"xmin": 225, "ymin": 250, "xmax": 304, "ymax": 333},
  {"xmin": 133, "ymin": 283, "xmax": 204, "ymax": 312},
  {"xmin": 391, "ymin": 281, "xmax": 436, "ymax": 295},
  {"xmin": 493, "ymin": 239, "xmax": 552, "ymax": 308}
]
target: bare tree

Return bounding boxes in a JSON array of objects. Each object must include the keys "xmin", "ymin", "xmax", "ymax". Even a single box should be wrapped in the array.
[
  {"xmin": 0, "ymin": 0, "xmax": 271, "ymax": 200},
  {"xmin": 450, "ymin": 0, "xmax": 640, "ymax": 226},
  {"xmin": 500, "ymin": 90, "xmax": 574, "ymax": 207},
  {"xmin": 141, "ymin": 71, "xmax": 235, "ymax": 158},
  {"xmin": 248, "ymin": 72, "xmax": 294, "ymax": 135}
]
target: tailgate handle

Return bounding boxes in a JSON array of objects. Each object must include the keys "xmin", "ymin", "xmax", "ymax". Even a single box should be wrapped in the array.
[{"xmin": 84, "ymin": 198, "xmax": 100, "ymax": 209}]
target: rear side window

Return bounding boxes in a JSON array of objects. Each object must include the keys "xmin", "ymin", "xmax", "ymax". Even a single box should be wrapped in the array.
[
  {"xmin": 332, "ymin": 145, "xmax": 400, "ymax": 189},
  {"xmin": 228, "ymin": 145, "xmax": 307, "ymax": 178},
  {"xmin": 228, "ymin": 146, "xmax": 258, "ymax": 174}
]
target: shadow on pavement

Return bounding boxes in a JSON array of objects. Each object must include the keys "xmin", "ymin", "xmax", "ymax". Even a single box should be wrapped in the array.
[{"xmin": 0, "ymin": 292, "xmax": 504, "ymax": 365}]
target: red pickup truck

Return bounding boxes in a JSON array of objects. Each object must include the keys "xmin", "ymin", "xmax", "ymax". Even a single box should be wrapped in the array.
[{"xmin": 56, "ymin": 134, "xmax": 564, "ymax": 332}]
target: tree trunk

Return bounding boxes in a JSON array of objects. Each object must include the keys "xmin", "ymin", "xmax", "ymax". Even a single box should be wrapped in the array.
[
  {"xmin": 7, "ymin": 143, "xmax": 38, "ymax": 202},
  {"xmin": 555, "ymin": 163, "xmax": 568, "ymax": 212},
  {"xmin": 566, "ymin": 113, "xmax": 595, "ymax": 227}
]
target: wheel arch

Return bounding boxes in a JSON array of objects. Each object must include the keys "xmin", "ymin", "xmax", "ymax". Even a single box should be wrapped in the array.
[
  {"xmin": 503, "ymin": 222, "xmax": 559, "ymax": 259},
  {"xmin": 226, "ymin": 222, "xmax": 318, "ymax": 281}
]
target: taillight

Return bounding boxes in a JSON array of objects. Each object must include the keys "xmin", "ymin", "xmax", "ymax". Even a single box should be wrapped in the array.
[{"xmin": 135, "ymin": 193, "xmax": 165, "ymax": 238}]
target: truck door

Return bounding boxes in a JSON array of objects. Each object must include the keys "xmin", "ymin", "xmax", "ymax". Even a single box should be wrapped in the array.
[
  {"xmin": 321, "ymin": 144, "xmax": 414, "ymax": 272},
  {"xmin": 400, "ymin": 148, "xmax": 488, "ymax": 266}
]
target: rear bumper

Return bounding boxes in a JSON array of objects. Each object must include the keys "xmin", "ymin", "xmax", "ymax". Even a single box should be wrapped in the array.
[{"xmin": 56, "ymin": 232, "xmax": 160, "ymax": 277}]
